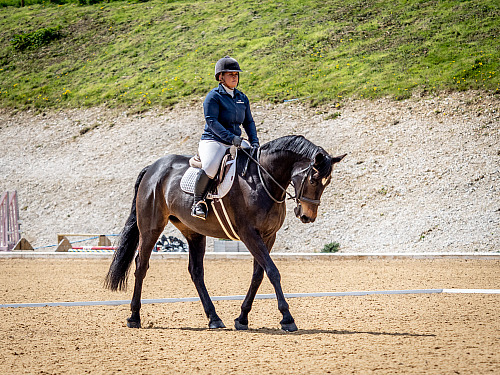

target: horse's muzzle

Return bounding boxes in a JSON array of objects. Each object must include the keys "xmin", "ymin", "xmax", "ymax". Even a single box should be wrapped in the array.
[
  {"xmin": 300, "ymin": 215, "xmax": 315, "ymax": 223},
  {"xmin": 294, "ymin": 205, "xmax": 316, "ymax": 223}
]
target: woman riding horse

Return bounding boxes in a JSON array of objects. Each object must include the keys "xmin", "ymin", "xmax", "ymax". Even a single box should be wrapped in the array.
[
  {"xmin": 105, "ymin": 56, "xmax": 347, "ymax": 330},
  {"xmin": 192, "ymin": 56, "xmax": 260, "ymax": 220},
  {"xmin": 105, "ymin": 133, "xmax": 346, "ymax": 332}
]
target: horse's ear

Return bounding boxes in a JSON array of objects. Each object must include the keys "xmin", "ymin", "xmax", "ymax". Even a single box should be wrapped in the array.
[
  {"xmin": 314, "ymin": 152, "xmax": 326, "ymax": 166},
  {"xmin": 331, "ymin": 153, "xmax": 347, "ymax": 164}
]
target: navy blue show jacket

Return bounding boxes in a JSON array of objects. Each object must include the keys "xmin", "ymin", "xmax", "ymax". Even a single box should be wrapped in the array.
[{"xmin": 201, "ymin": 84, "xmax": 259, "ymax": 146}]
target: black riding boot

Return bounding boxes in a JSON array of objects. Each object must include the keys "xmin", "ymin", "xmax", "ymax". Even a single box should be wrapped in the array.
[{"xmin": 191, "ymin": 169, "xmax": 211, "ymax": 220}]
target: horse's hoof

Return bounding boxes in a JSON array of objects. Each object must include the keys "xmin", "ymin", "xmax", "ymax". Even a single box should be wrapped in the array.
[
  {"xmin": 126, "ymin": 318, "xmax": 141, "ymax": 329},
  {"xmin": 234, "ymin": 319, "xmax": 248, "ymax": 331},
  {"xmin": 281, "ymin": 322, "xmax": 298, "ymax": 332},
  {"xmin": 209, "ymin": 319, "xmax": 226, "ymax": 329}
]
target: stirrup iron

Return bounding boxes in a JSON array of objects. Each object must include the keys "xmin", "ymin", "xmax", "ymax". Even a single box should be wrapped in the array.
[{"xmin": 191, "ymin": 200, "xmax": 208, "ymax": 220}]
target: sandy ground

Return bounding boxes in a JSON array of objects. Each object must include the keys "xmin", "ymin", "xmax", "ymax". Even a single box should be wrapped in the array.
[
  {"xmin": 0, "ymin": 257, "xmax": 498, "ymax": 374},
  {"xmin": 1, "ymin": 91, "xmax": 499, "ymax": 253}
]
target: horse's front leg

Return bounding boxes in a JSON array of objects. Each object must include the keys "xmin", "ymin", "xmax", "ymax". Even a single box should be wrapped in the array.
[
  {"xmin": 235, "ymin": 235, "xmax": 276, "ymax": 330},
  {"xmin": 186, "ymin": 232, "xmax": 225, "ymax": 329},
  {"xmin": 241, "ymin": 232, "xmax": 297, "ymax": 332},
  {"xmin": 234, "ymin": 259, "xmax": 264, "ymax": 330},
  {"xmin": 264, "ymin": 257, "xmax": 297, "ymax": 332}
]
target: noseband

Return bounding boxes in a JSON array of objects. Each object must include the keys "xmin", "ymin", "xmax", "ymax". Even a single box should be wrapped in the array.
[{"xmin": 240, "ymin": 147, "xmax": 322, "ymax": 208}]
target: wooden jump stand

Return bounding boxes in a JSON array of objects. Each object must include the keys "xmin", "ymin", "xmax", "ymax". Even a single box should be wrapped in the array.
[
  {"xmin": 12, "ymin": 237, "xmax": 33, "ymax": 251},
  {"xmin": 0, "ymin": 191, "xmax": 33, "ymax": 251},
  {"xmin": 55, "ymin": 234, "xmax": 112, "ymax": 252},
  {"xmin": 1, "ymin": 191, "xmax": 113, "ymax": 252}
]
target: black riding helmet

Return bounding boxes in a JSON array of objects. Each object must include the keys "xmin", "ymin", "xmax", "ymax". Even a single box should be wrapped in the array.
[{"xmin": 214, "ymin": 56, "xmax": 242, "ymax": 81}]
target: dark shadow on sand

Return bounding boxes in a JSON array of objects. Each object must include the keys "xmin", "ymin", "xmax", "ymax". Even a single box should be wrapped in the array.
[{"xmin": 144, "ymin": 325, "xmax": 435, "ymax": 337}]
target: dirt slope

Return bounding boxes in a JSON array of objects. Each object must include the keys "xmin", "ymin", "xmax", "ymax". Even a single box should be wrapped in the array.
[{"xmin": 0, "ymin": 91, "xmax": 498, "ymax": 252}]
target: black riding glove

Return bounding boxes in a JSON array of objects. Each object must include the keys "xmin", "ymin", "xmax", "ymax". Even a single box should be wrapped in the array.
[
  {"xmin": 232, "ymin": 136, "xmax": 242, "ymax": 147},
  {"xmin": 251, "ymin": 143, "xmax": 260, "ymax": 149}
]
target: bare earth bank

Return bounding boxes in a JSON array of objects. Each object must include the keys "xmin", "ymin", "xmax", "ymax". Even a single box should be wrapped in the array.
[{"xmin": 0, "ymin": 91, "xmax": 499, "ymax": 252}]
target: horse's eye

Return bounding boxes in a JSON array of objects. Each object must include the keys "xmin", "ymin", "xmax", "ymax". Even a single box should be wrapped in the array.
[{"xmin": 309, "ymin": 178, "xmax": 318, "ymax": 186}]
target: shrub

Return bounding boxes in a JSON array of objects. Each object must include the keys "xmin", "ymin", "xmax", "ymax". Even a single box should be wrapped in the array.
[
  {"xmin": 321, "ymin": 242, "xmax": 340, "ymax": 253},
  {"xmin": 11, "ymin": 26, "xmax": 62, "ymax": 51}
]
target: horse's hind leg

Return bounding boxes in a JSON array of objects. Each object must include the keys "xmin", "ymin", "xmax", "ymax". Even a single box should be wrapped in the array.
[
  {"xmin": 127, "ymin": 227, "xmax": 164, "ymax": 328},
  {"xmin": 183, "ymin": 230, "xmax": 225, "ymax": 329}
]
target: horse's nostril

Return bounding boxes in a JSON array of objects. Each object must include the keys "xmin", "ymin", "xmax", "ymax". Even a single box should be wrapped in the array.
[{"xmin": 300, "ymin": 215, "xmax": 317, "ymax": 223}]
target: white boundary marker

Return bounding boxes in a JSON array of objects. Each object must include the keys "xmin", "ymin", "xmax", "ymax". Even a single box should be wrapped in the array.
[
  {"xmin": 1, "ymin": 289, "xmax": 498, "ymax": 309},
  {"xmin": 1, "ymin": 251, "xmax": 499, "ymax": 260},
  {"xmin": 442, "ymin": 289, "xmax": 500, "ymax": 294}
]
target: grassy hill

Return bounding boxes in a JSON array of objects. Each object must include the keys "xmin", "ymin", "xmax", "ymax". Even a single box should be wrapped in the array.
[{"xmin": 0, "ymin": 0, "xmax": 498, "ymax": 111}]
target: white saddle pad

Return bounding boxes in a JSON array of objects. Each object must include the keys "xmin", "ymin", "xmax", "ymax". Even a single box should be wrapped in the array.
[{"xmin": 180, "ymin": 160, "xmax": 237, "ymax": 199}]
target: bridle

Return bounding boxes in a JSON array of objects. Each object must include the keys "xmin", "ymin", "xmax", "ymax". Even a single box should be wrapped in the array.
[
  {"xmin": 293, "ymin": 162, "xmax": 322, "ymax": 206},
  {"xmin": 239, "ymin": 147, "xmax": 322, "ymax": 208}
]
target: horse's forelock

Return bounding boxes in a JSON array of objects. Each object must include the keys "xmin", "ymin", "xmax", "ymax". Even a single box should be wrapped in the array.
[{"xmin": 314, "ymin": 152, "xmax": 333, "ymax": 179}]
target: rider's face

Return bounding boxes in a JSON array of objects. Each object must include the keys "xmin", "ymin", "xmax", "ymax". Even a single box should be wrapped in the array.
[{"xmin": 221, "ymin": 72, "xmax": 239, "ymax": 89}]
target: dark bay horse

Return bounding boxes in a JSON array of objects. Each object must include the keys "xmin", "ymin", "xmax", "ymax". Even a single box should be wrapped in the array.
[{"xmin": 105, "ymin": 135, "xmax": 346, "ymax": 331}]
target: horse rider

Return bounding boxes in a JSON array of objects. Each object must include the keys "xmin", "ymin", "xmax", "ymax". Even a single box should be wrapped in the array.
[{"xmin": 191, "ymin": 56, "xmax": 260, "ymax": 220}]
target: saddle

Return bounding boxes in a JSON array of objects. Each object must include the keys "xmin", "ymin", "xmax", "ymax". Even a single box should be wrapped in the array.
[
  {"xmin": 180, "ymin": 146, "xmax": 238, "ymax": 200},
  {"xmin": 180, "ymin": 145, "xmax": 256, "ymax": 241}
]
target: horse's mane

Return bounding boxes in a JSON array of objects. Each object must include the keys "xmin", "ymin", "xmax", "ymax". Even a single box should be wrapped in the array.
[{"xmin": 261, "ymin": 135, "xmax": 333, "ymax": 178}]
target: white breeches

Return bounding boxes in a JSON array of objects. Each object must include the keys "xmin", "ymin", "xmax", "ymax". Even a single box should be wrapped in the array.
[{"xmin": 198, "ymin": 139, "xmax": 249, "ymax": 179}]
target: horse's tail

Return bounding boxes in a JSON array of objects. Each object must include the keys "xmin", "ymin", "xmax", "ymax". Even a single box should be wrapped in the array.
[{"xmin": 105, "ymin": 165, "xmax": 150, "ymax": 291}]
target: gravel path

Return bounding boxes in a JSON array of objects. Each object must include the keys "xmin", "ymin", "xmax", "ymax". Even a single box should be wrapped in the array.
[{"xmin": 0, "ymin": 91, "xmax": 498, "ymax": 252}]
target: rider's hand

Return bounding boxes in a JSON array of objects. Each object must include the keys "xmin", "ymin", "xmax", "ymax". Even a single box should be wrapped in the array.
[
  {"xmin": 251, "ymin": 143, "xmax": 259, "ymax": 149},
  {"xmin": 232, "ymin": 136, "xmax": 242, "ymax": 147}
]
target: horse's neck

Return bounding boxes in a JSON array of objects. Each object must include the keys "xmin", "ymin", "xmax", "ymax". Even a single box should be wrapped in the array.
[{"xmin": 259, "ymin": 150, "xmax": 298, "ymax": 190}]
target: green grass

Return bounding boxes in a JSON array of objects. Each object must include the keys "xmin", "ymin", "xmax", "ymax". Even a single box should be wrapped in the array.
[{"xmin": 0, "ymin": 0, "xmax": 498, "ymax": 111}]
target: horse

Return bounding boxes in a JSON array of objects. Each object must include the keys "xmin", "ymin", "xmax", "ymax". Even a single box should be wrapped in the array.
[{"xmin": 105, "ymin": 135, "xmax": 346, "ymax": 331}]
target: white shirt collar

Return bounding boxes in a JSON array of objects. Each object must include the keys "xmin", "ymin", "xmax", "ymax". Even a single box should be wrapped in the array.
[{"xmin": 222, "ymin": 84, "xmax": 234, "ymax": 97}]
